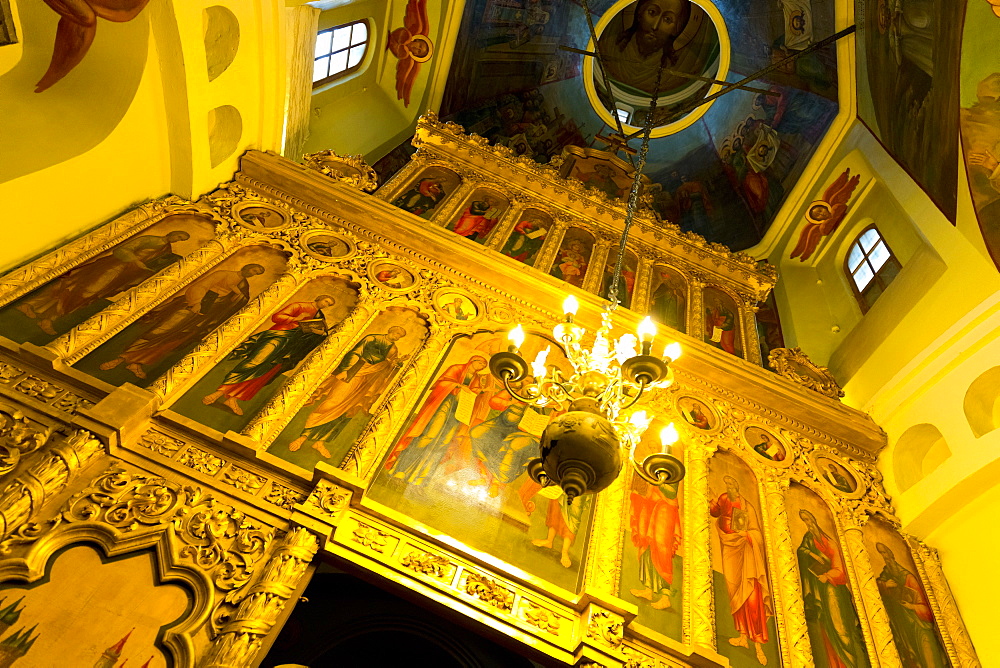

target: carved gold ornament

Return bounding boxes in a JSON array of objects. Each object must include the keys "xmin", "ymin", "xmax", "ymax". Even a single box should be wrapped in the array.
[
  {"xmin": 768, "ymin": 347, "xmax": 845, "ymax": 399},
  {"xmin": 303, "ymin": 150, "xmax": 380, "ymax": 192}
]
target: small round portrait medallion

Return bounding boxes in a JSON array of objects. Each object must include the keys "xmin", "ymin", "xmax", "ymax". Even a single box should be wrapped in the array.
[
  {"xmin": 743, "ymin": 425, "xmax": 793, "ymax": 468},
  {"xmin": 676, "ymin": 395, "xmax": 719, "ymax": 432},
  {"xmin": 234, "ymin": 203, "xmax": 289, "ymax": 231},
  {"xmin": 432, "ymin": 290, "xmax": 481, "ymax": 323},
  {"xmin": 368, "ymin": 261, "xmax": 418, "ymax": 292},
  {"xmin": 301, "ymin": 231, "xmax": 354, "ymax": 261}
]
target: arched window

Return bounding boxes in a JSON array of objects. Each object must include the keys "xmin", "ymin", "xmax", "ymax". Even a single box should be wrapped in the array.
[
  {"xmin": 845, "ymin": 226, "xmax": 901, "ymax": 312},
  {"xmin": 313, "ymin": 20, "xmax": 369, "ymax": 86}
]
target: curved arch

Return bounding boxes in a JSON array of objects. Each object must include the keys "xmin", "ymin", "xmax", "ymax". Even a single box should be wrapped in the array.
[
  {"xmin": 203, "ymin": 6, "xmax": 240, "ymax": 82},
  {"xmin": 893, "ymin": 423, "xmax": 951, "ymax": 491},
  {"xmin": 965, "ymin": 366, "xmax": 1000, "ymax": 437},
  {"xmin": 207, "ymin": 104, "xmax": 243, "ymax": 168}
]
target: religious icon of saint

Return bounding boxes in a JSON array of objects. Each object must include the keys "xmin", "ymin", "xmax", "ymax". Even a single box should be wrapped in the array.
[
  {"xmin": 392, "ymin": 178, "xmax": 446, "ymax": 217},
  {"xmin": 705, "ymin": 296, "xmax": 737, "ymax": 355},
  {"xmin": 796, "ymin": 509, "xmax": 870, "ymax": 668},
  {"xmin": 680, "ymin": 399, "xmax": 712, "ymax": 430},
  {"xmin": 306, "ymin": 237, "xmax": 349, "ymax": 259},
  {"xmin": 201, "ymin": 295, "xmax": 334, "ymax": 415},
  {"xmin": 372, "ymin": 265, "xmax": 414, "ymax": 290},
  {"xmin": 710, "ymin": 474, "xmax": 773, "ymax": 666},
  {"xmin": 500, "ymin": 218, "xmax": 549, "ymax": 265},
  {"xmin": 239, "ymin": 208, "xmax": 283, "ymax": 229},
  {"xmin": 439, "ymin": 296, "xmax": 475, "ymax": 321},
  {"xmin": 751, "ymin": 431, "xmax": 786, "ymax": 462},
  {"xmin": 629, "ymin": 477, "xmax": 681, "ymax": 609},
  {"xmin": 450, "ymin": 196, "xmax": 502, "ymax": 242},
  {"xmin": 98, "ymin": 263, "xmax": 265, "ymax": 379},
  {"xmin": 287, "ymin": 326, "xmax": 409, "ymax": 459},
  {"xmin": 385, "ymin": 354, "xmax": 493, "ymax": 485},
  {"xmin": 823, "ymin": 462, "xmax": 855, "ymax": 494},
  {"xmin": 649, "ymin": 270, "xmax": 685, "ymax": 332},
  {"xmin": 874, "ymin": 542, "xmax": 949, "ymax": 668},
  {"xmin": 551, "ymin": 240, "xmax": 590, "ymax": 287},
  {"xmin": 16, "ymin": 229, "xmax": 191, "ymax": 336}
]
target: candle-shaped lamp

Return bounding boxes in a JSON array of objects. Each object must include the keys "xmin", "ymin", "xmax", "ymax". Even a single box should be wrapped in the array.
[
  {"xmin": 660, "ymin": 423, "xmax": 679, "ymax": 454},
  {"xmin": 563, "ymin": 295, "xmax": 579, "ymax": 322},
  {"xmin": 663, "ymin": 342, "xmax": 682, "ymax": 362},
  {"xmin": 637, "ymin": 316, "xmax": 657, "ymax": 355},
  {"xmin": 508, "ymin": 324, "xmax": 525, "ymax": 352}
]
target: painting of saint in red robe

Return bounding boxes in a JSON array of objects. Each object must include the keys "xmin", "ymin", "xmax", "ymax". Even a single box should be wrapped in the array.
[
  {"xmin": 0, "ymin": 214, "xmax": 215, "ymax": 344},
  {"xmin": 77, "ymin": 246, "xmax": 287, "ymax": 388},
  {"xmin": 709, "ymin": 451, "xmax": 779, "ymax": 667},
  {"xmin": 704, "ymin": 288, "xmax": 741, "ymax": 357},
  {"xmin": 447, "ymin": 191, "xmax": 508, "ymax": 243}
]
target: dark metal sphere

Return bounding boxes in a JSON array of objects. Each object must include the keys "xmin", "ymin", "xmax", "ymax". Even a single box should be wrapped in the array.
[{"xmin": 538, "ymin": 410, "xmax": 622, "ymax": 504}]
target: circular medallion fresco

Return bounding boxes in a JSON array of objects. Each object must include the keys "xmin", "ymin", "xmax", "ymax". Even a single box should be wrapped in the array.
[
  {"xmin": 583, "ymin": 0, "xmax": 730, "ymax": 137},
  {"xmin": 742, "ymin": 425, "xmax": 793, "ymax": 468}
]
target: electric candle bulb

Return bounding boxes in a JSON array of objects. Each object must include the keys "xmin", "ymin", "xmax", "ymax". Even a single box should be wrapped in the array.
[
  {"xmin": 531, "ymin": 346, "xmax": 550, "ymax": 380},
  {"xmin": 663, "ymin": 342, "xmax": 682, "ymax": 361},
  {"xmin": 629, "ymin": 410, "xmax": 648, "ymax": 427},
  {"xmin": 660, "ymin": 423, "xmax": 679, "ymax": 447},
  {"xmin": 563, "ymin": 295, "xmax": 579, "ymax": 317},
  {"xmin": 508, "ymin": 324, "xmax": 525, "ymax": 351},
  {"xmin": 637, "ymin": 316, "xmax": 657, "ymax": 342}
]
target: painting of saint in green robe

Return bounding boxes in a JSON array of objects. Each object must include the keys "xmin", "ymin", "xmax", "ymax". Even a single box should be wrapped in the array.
[
  {"xmin": 864, "ymin": 519, "xmax": 949, "ymax": 668},
  {"xmin": 76, "ymin": 246, "xmax": 287, "ymax": 387},
  {"xmin": 549, "ymin": 228, "xmax": 595, "ymax": 288},
  {"xmin": 269, "ymin": 307, "xmax": 428, "ymax": 469},
  {"xmin": 499, "ymin": 210, "xmax": 552, "ymax": 266},
  {"xmin": 0, "ymin": 214, "xmax": 215, "ymax": 345},
  {"xmin": 792, "ymin": 501, "xmax": 870, "ymax": 668},
  {"xmin": 648, "ymin": 266, "xmax": 686, "ymax": 332},
  {"xmin": 171, "ymin": 276, "xmax": 359, "ymax": 434}
]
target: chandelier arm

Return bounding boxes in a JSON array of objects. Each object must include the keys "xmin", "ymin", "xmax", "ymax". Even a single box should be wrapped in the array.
[
  {"xmin": 501, "ymin": 375, "xmax": 541, "ymax": 404},
  {"xmin": 618, "ymin": 379, "xmax": 648, "ymax": 411}
]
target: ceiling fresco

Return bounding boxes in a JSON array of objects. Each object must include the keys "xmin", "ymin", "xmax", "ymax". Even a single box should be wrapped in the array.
[{"xmin": 421, "ymin": 0, "xmax": 841, "ymax": 251}]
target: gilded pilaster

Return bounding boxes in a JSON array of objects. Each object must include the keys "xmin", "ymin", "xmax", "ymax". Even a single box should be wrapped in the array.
[
  {"xmin": 486, "ymin": 196, "xmax": 529, "ymax": 251},
  {"xmin": 242, "ymin": 295, "xmax": 383, "ymax": 445},
  {"xmin": 682, "ymin": 443, "xmax": 715, "ymax": 650},
  {"xmin": 584, "ymin": 466, "xmax": 629, "ymax": 597},
  {"xmin": 841, "ymin": 519, "xmax": 903, "ymax": 668},
  {"xmin": 760, "ymin": 473, "xmax": 813, "ymax": 667},
  {"xmin": 630, "ymin": 257, "xmax": 652, "ymax": 315},
  {"xmin": 199, "ymin": 526, "xmax": 319, "ymax": 668},
  {"xmin": 738, "ymin": 293, "xmax": 762, "ymax": 366},
  {"xmin": 50, "ymin": 239, "xmax": 234, "ymax": 363},
  {"xmin": 687, "ymin": 272, "xmax": 706, "ymax": 342},
  {"xmin": 908, "ymin": 537, "xmax": 980, "ymax": 668},
  {"xmin": 0, "ymin": 429, "xmax": 103, "ymax": 540},
  {"xmin": 586, "ymin": 238, "xmax": 613, "ymax": 295},
  {"xmin": 349, "ymin": 324, "xmax": 456, "ymax": 480},
  {"xmin": 535, "ymin": 219, "xmax": 570, "ymax": 273},
  {"xmin": 151, "ymin": 272, "xmax": 302, "ymax": 402}
]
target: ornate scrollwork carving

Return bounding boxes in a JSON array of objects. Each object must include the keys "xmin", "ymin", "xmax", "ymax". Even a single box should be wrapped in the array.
[
  {"xmin": 1, "ymin": 464, "xmax": 274, "ymax": 598},
  {"xmin": 464, "ymin": 572, "xmax": 514, "ymax": 612},
  {"xmin": 0, "ymin": 410, "xmax": 50, "ymax": 476},
  {"xmin": 586, "ymin": 609, "xmax": 624, "ymax": 649},
  {"xmin": 768, "ymin": 347, "xmax": 845, "ymax": 399},
  {"xmin": 202, "ymin": 527, "xmax": 319, "ymax": 668},
  {"xmin": 137, "ymin": 429, "xmax": 186, "ymax": 457},
  {"xmin": 0, "ymin": 363, "xmax": 95, "ymax": 415},
  {"xmin": 521, "ymin": 599, "xmax": 560, "ymax": 635},
  {"xmin": 303, "ymin": 150, "xmax": 379, "ymax": 192},
  {"xmin": 263, "ymin": 482, "xmax": 306, "ymax": 510},
  {"xmin": 351, "ymin": 523, "xmax": 390, "ymax": 553},
  {"xmin": 400, "ymin": 549, "xmax": 454, "ymax": 581},
  {"xmin": 302, "ymin": 480, "xmax": 350, "ymax": 521}
]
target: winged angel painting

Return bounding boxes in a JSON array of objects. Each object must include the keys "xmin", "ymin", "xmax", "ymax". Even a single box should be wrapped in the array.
[
  {"xmin": 388, "ymin": 0, "xmax": 434, "ymax": 107},
  {"xmin": 790, "ymin": 168, "xmax": 862, "ymax": 261}
]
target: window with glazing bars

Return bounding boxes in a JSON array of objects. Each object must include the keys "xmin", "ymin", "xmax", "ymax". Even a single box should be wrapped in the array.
[
  {"xmin": 845, "ymin": 226, "xmax": 901, "ymax": 313},
  {"xmin": 313, "ymin": 21, "xmax": 369, "ymax": 86}
]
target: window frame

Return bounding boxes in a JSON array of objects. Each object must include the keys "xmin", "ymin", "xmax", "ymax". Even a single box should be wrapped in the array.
[
  {"xmin": 844, "ymin": 224, "xmax": 902, "ymax": 314},
  {"xmin": 312, "ymin": 20, "xmax": 370, "ymax": 88}
]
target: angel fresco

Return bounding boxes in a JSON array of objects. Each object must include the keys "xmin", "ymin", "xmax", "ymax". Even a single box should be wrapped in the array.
[
  {"xmin": 36, "ymin": 0, "xmax": 151, "ymax": 92},
  {"xmin": 388, "ymin": 0, "xmax": 434, "ymax": 107},
  {"xmin": 790, "ymin": 169, "xmax": 862, "ymax": 261}
]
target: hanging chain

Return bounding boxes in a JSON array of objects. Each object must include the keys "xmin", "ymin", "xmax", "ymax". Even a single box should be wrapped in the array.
[{"xmin": 607, "ymin": 62, "xmax": 665, "ymax": 309}]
